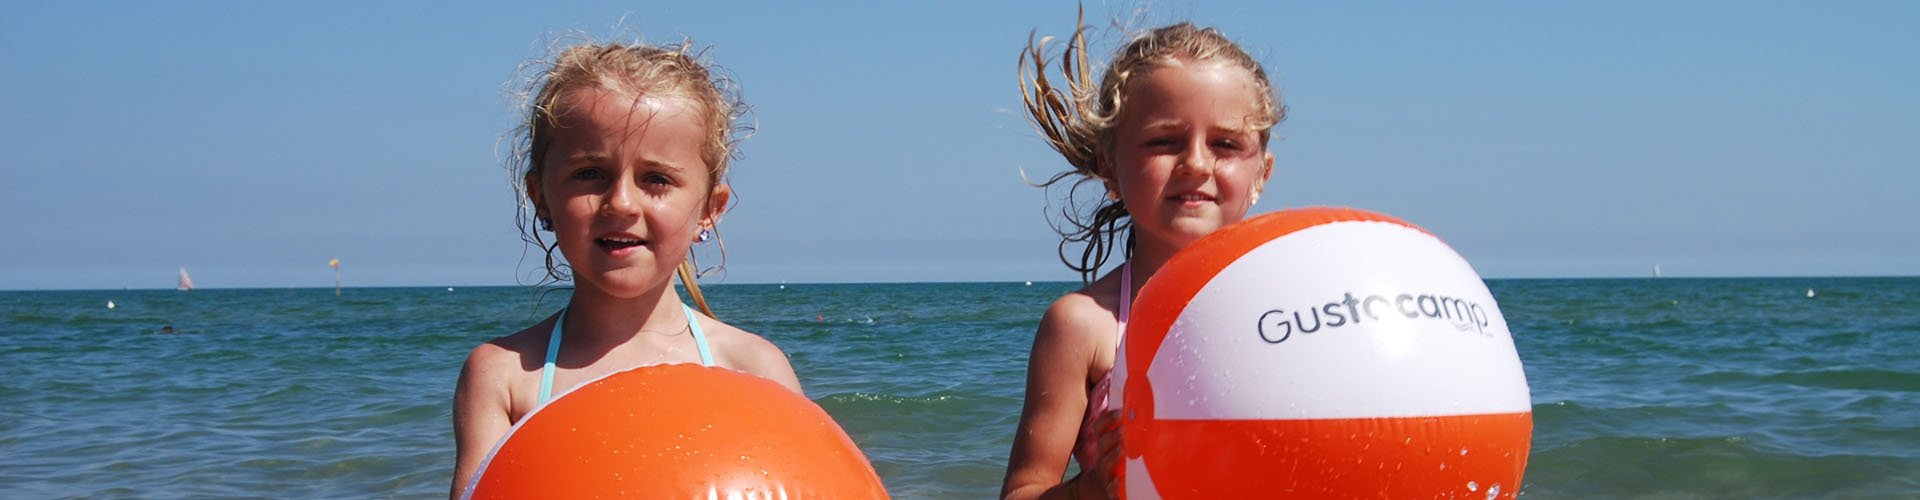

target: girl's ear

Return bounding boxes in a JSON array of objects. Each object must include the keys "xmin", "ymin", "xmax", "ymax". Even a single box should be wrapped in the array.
[
  {"xmin": 703, "ymin": 183, "xmax": 732, "ymax": 228},
  {"xmin": 1260, "ymin": 151, "xmax": 1275, "ymax": 185},
  {"xmin": 1098, "ymin": 162, "xmax": 1122, "ymax": 200},
  {"xmin": 527, "ymin": 173, "xmax": 548, "ymax": 221},
  {"xmin": 1254, "ymin": 151, "xmax": 1275, "ymax": 202}
]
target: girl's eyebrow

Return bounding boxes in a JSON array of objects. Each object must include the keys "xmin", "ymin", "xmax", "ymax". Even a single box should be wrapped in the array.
[
  {"xmin": 648, "ymin": 160, "xmax": 688, "ymax": 173},
  {"xmin": 562, "ymin": 152, "xmax": 687, "ymax": 172},
  {"xmin": 1140, "ymin": 119, "xmax": 1187, "ymax": 132},
  {"xmin": 564, "ymin": 152, "xmax": 613, "ymax": 164},
  {"xmin": 1139, "ymin": 119, "xmax": 1254, "ymax": 135},
  {"xmin": 1212, "ymin": 123, "xmax": 1256, "ymax": 136}
]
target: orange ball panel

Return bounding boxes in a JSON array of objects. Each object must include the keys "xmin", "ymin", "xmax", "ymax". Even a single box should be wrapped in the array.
[{"xmin": 1134, "ymin": 413, "xmax": 1532, "ymax": 498}]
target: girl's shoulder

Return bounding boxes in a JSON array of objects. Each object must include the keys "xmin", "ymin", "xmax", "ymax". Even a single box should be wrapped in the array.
[
  {"xmin": 463, "ymin": 315, "xmax": 558, "ymax": 372},
  {"xmin": 454, "ymin": 315, "xmax": 560, "ymax": 421},
  {"xmin": 696, "ymin": 317, "xmax": 786, "ymax": 364},
  {"xmin": 693, "ymin": 316, "xmax": 804, "ymax": 394},
  {"xmin": 1038, "ymin": 278, "xmax": 1124, "ymax": 340}
]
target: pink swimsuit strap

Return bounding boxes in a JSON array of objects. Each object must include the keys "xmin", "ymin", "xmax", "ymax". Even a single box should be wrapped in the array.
[{"xmin": 1074, "ymin": 261, "xmax": 1129, "ymax": 469}]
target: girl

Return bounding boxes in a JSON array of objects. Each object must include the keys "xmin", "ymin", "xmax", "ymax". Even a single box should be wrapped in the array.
[
  {"xmin": 450, "ymin": 39, "xmax": 803, "ymax": 497},
  {"xmin": 1001, "ymin": 16, "xmax": 1284, "ymax": 500}
]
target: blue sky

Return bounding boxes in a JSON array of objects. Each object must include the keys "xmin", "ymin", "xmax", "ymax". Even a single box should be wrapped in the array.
[{"xmin": 3, "ymin": 1, "xmax": 1915, "ymax": 290}]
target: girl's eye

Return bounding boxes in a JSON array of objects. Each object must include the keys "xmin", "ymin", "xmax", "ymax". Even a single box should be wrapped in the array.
[
  {"xmin": 1211, "ymin": 139, "xmax": 1242, "ymax": 151},
  {"xmin": 1145, "ymin": 137, "xmax": 1179, "ymax": 148},
  {"xmin": 641, "ymin": 172, "xmax": 675, "ymax": 186},
  {"xmin": 570, "ymin": 168, "xmax": 605, "ymax": 181}
]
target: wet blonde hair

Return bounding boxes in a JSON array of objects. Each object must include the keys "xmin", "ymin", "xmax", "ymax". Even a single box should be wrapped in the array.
[
  {"xmin": 1020, "ymin": 12, "xmax": 1285, "ymax": 283},
  {"xmin": 508, "ymin": 38, "xmax": 751, "ymax": 316}
]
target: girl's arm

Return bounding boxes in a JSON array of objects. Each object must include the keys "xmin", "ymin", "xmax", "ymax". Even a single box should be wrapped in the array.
[
  {"xmin": 1001, "ymin": 297, "xmax": 1109, "ymax": 500},
  {"xmin": 449, "ymin": 345, "xmax": 513, "ymax": 499}
]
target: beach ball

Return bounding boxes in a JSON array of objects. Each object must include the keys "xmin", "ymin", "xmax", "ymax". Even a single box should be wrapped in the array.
[
  {"xmin": 1113, "ymin": 207, "xmax": 1532, "ymax": 499},
  {"xmin": 464, "ymin": 364, "xmax": 887, "ymax": 499}
]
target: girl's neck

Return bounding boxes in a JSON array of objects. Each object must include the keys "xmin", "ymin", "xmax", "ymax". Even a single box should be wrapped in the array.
[
  {"xmin": 562, "ymin": 282, "xmax": 686, "ymax": 345},
  {"xmin": 1119, "ymin": 234, "xmax": 1183, "ymax": 296}
]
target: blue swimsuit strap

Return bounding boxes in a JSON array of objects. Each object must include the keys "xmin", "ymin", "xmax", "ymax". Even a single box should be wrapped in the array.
[
  {"xmin": 537, "ymin": 304, "xmax": 714, "ymax": 405},
  {"xmin": 536, "ymin": 310, "xmax": 567, "ymax": 405},
  {"xmin": 683, "ymin": 303, "xmax": 715, "ymax": 366}
]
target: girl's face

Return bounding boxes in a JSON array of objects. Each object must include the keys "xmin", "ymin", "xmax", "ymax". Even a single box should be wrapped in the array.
[
  {"xmin": 531, "ymin": 87, "xmax": 727, "ymax": 299},
  {"xmin": 1108, "ymin": 60, "xmax": 1274, "ymax": 256}
]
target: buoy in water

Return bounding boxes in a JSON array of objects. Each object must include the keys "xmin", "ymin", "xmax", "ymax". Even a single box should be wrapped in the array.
[
  {"xmin": 464, "ymin": 364, "xmax": 886, "ymax": 499},
  {"xmin": 1115, "ymin": 207, "xmax": 1532, "ymax": 498},
  {"xmin": 106, "ymin": 300, "xmax": 115, "ymax": 309}
]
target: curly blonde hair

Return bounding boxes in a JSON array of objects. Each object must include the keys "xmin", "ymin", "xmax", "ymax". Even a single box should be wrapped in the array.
[
  {"xmin": 1020, "ymin": 11, "xmax": 1285, "ymax": 283},
  {"xmin": 507, "ymin": 38, "xmax": 752, "ymax": 316}
]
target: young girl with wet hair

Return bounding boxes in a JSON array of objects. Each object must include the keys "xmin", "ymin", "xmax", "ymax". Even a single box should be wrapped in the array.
[
  {"xmin": 451, "ymin": 39, "xmax": 802, "ymax": 497},
  {"xmin": 1001, "ymin": 14, "xmax": 1284, "ymax": 500}
]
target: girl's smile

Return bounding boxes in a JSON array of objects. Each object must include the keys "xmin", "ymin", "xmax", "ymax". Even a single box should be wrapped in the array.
[
  {"xmin": 594, "ymin": 231, "xmax": 648, "ymax": 257},
  {"xmin": 1168, "ymin": 190, "xmax": 1218, "ymax": 207}
]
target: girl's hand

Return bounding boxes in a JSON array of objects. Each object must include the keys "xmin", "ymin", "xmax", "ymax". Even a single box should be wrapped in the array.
[{"xmin": 1077, "ymin": 408, "xmax": 1123, "ymax": 499}]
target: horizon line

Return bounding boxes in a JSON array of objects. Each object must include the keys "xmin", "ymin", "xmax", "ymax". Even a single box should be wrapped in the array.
[{"xmin": 7, "ymin": 273, "xmax": 1917, "ymax": 293}]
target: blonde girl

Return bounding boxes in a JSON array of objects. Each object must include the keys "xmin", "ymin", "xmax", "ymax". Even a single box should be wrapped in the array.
[
  {"xmin": 451, "ymin": 39, "xmax": 801, "ymax": 497},
  {"xmin": 1002, "ymin": 15, "xmax": 1284, "ymax": 500}
]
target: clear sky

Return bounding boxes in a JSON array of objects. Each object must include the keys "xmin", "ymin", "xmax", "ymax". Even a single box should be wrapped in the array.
[{"xmin": 3, "ymin": 1, "xmax": 1915, "ymax": 290}]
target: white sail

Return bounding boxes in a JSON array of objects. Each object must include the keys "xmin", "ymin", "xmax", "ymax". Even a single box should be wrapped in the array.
[{"xmin": 177, "ymin": 267, "xmax": 195, "ymax": 291}]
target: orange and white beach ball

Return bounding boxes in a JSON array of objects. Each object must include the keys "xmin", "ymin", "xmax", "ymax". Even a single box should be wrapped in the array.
[
  {"xmin": 1113, "ymin": 207, "xmax": 1532, "ymax": 499},
  {"xmin": 464, "ymin": 364, "xmax": 887, "ymax": 499}
]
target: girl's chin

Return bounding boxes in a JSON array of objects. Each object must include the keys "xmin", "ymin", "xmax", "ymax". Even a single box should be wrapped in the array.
[
  {"xmin": 1163, "ymin": 219, "xmax": 1232, "ymax": 241},
  {"xmin": 577, "ymin": 270, "xmax": 675, "ymax": 298}
]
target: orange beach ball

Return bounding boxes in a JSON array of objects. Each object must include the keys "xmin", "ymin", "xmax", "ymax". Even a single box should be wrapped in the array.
[
  {"xmin": 465, "ymin": 363, "xmax": 887, "ymax": 499},
  {"xmin": 1113, "ymin": 207, "xmax": 1533, "ymax": 499}
]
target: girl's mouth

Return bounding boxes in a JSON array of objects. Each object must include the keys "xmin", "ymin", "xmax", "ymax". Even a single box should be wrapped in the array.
[{"xmin": 596, "ymin": 234, "xmax": 646, "ymax": 252}]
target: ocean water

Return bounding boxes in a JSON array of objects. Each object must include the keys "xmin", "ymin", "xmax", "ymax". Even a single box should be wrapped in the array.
[{"xmin": 2, "ymin": 278, "xmax": 1917, "ymax": 498}]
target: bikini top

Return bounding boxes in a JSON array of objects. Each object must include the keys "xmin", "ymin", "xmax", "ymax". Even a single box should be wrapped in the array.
[
  {"xmin": 1074, "ymin": 261, "xmax": 1130, "ymax": 468},
  {"xmin": 536, "ymin": 303, "xmax": 714, "ymax": 405}
]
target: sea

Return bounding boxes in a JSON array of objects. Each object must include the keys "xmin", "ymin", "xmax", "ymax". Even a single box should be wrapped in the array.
[{"xmin": 2, "ymin": 277, "xmax": 1917, "ymax": 498}]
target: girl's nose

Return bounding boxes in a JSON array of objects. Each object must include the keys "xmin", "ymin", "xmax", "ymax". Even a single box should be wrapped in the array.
[
  {"xmin": 602, "ymin": 176, "xmax": 642, "ymax": 216},
  {"xmin": 1177, "ymin": 138, "xmax": 1214, "ymax": 175}
]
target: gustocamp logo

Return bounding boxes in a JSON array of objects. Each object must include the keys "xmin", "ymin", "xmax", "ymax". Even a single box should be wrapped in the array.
[{"xmin": 1257, "ymin": 291, "xmax": 1492, "ymax": 344}]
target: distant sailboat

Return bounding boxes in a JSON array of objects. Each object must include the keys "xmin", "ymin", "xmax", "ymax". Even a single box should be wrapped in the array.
[
  {"xmin": 1653, "ymin": 264, "xmax": 1663, "ymax": 278},
  {"xmin": 177, "ymin": 267, "xmax": 195, "ymax": 291}
]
